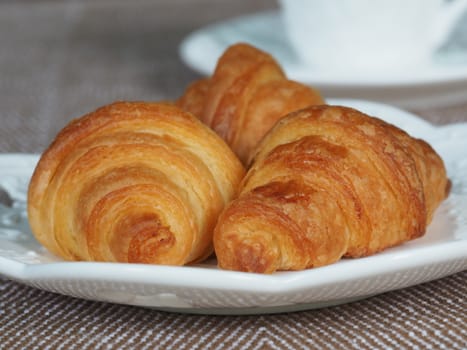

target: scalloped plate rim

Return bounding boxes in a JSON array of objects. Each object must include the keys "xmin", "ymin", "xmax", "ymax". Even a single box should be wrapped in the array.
[{"xmin": 1, "ymin": 239, "xmax": 465, "ymax": 291}]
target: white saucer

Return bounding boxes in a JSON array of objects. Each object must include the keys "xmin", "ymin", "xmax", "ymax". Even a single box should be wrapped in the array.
[{"xmin": 179, "ymin": 10, "xmax": 467, "ymax": 108}]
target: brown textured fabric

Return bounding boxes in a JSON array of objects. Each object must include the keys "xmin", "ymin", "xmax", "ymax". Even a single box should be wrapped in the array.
[{"xmin": 0, "ymin": 1, "xmax": 466, "ymax": 349}]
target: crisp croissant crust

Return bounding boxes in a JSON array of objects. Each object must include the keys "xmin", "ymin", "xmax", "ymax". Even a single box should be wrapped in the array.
[
  {"xmin": 214, "ymin": 105, "xmax": 449, "ymax": 273},
  {"xmin": 177, "ymin": 43, "xmax": 324, "ymax": 164},
  {"xmin": 28, "ymin": 102, "xmax": 245, "ymax": 265}
]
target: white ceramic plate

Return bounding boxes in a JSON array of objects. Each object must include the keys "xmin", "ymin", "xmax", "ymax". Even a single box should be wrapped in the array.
[
  {"xmin": 0, "ymin": 99, "xmax": 466, "ymax": 315},
  {"xmin": 179, "ymin": 10, "xmax": 467, "ymax": 108}
]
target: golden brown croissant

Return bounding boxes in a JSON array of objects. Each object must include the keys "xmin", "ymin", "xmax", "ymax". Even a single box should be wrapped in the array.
[
  {"xmin": 214, "ymin": 105, "xmax": 449, "ymax": 273},
  {"xmin": 176, "ymin": 43, "xmax": 324, "ymax": 164},
  {"xmin": 28, "ymin": 102, "xmax": 245, "ymax": 265}
]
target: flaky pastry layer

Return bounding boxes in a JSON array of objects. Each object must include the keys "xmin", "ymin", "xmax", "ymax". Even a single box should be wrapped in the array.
[
  {"xmin": 214, "ymin": 105, "xmax": 449, "ymax": 273},
  {"xmin": 28, "ymin": 102, "xmax": 245, "ymax": 265}
]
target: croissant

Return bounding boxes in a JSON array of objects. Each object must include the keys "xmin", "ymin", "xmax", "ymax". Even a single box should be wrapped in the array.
[
  {"xmin": 28, "ymin": 102, "xmax": 245, "ymax": 265},
  {"xmin": 176, "ymin": 43, "xmax": 324, "ymax": 164},
  {"xmin": 213, "ymin": 105, "xmax": 449, "ymax": 273}
]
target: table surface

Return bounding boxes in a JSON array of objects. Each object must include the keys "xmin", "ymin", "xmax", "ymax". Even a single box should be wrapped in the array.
[{"xmin": 1, "ymin": 1, "xmax": 466, "ymax": 349}]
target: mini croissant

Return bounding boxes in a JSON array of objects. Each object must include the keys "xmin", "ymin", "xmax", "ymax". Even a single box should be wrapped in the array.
[
  {"xmin": 177, "ymin": 43, "xmax": 324, "ymax": 164},
  {"xmin": 213, "ymin": 105, "xmax": 449, "ymax": 273},
  {"xmin": 28, "ymin": 102, "xmax": 245, "ymax": 265}
]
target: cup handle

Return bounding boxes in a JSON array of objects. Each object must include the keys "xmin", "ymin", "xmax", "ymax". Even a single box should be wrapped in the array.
[{"xmin": 434, "ymin": 0, "xmax": 467, "ymax": 48}]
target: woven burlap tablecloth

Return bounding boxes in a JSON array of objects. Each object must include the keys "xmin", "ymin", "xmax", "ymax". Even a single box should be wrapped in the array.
[{"xmin": 1, "ymin": 1, "xmax": 466, "ymax": 349}]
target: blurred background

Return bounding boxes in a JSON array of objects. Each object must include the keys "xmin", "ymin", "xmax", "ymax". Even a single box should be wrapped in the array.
[
  {"xmin": 1, "ymin": 0, "xmax": 466, "ymax": 154},
  {"xmin": 0, "ymin": 0, "xmax": 276, "ymax": 153}
]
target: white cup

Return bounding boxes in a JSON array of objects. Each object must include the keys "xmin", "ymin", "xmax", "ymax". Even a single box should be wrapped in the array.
[{"xmin": 279, "ymin": 0, "xmax": 467, "ymax": 72}]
